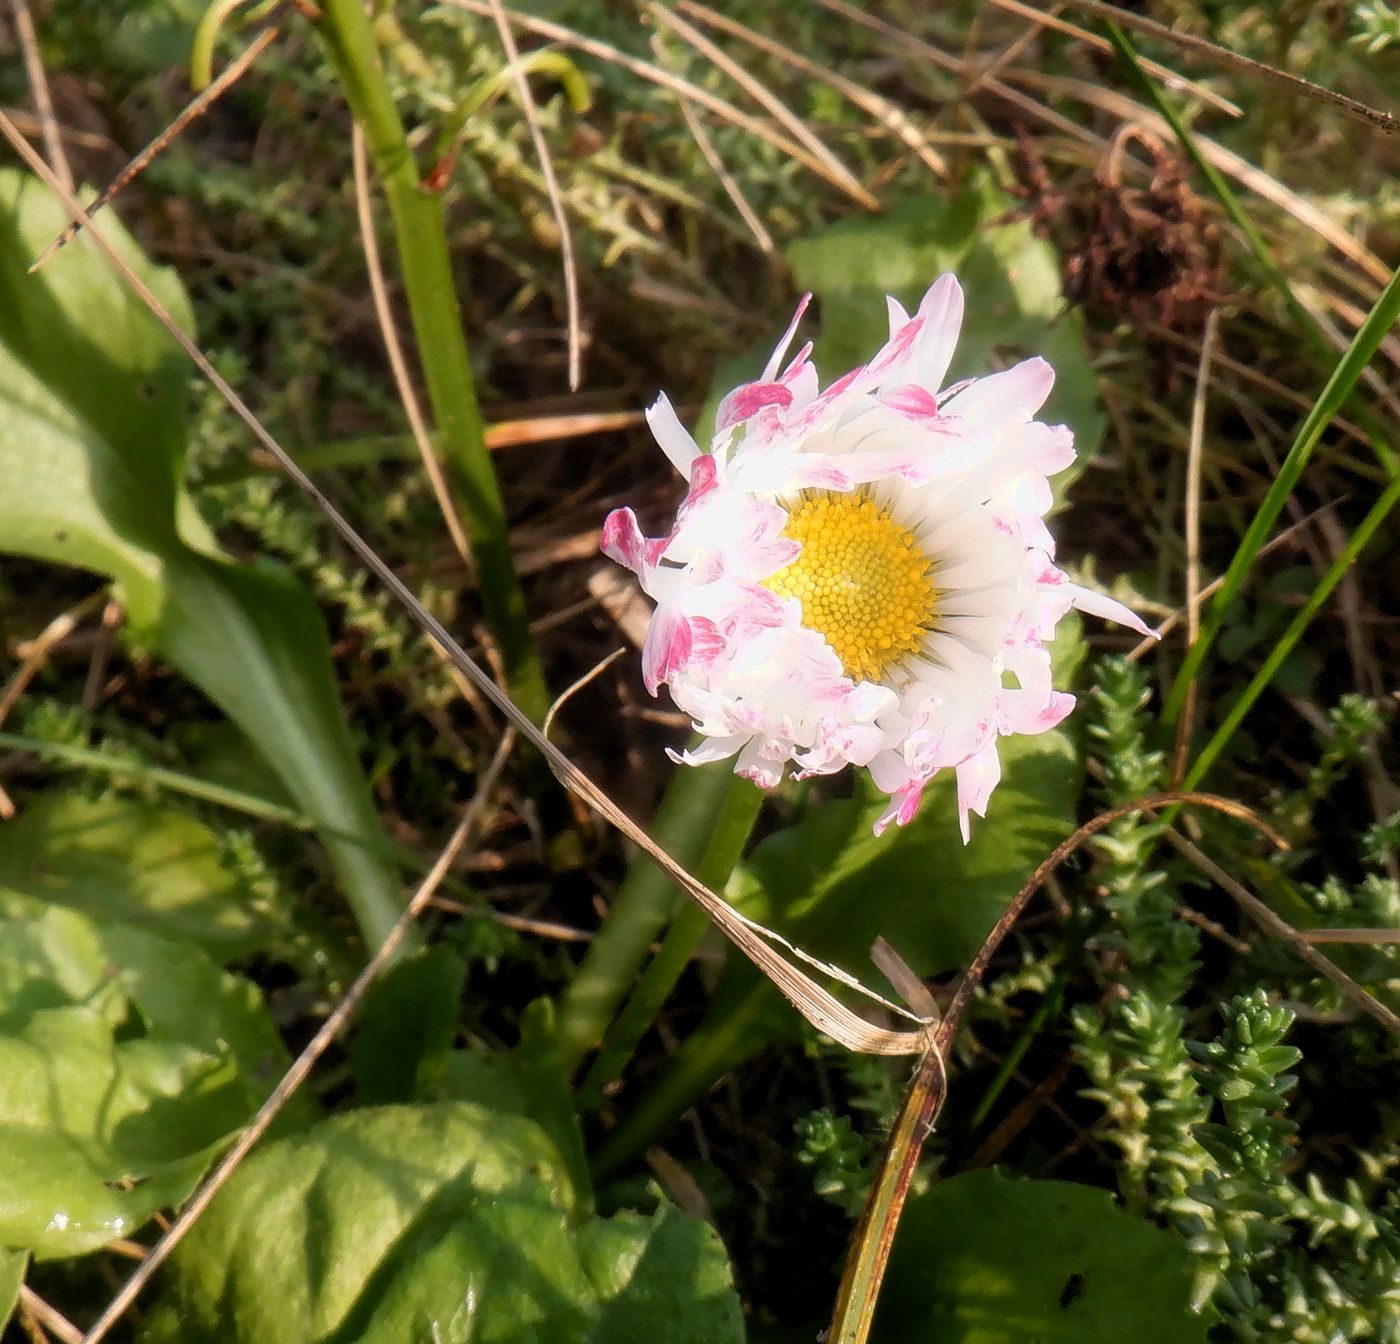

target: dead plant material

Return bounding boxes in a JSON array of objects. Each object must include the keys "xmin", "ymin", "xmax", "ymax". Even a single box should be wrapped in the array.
[{"xmin": 1024, "ymin": 127, "xmax": 1228, "ymax": 344}]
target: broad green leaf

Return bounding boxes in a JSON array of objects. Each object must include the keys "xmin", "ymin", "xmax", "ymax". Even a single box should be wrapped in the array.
[
  {"xmin": 702, "ymin": 181, "xmax": 1102, "ymax": 468},
  {"xmin": 873, "ymin": 1170, "xmax": 1211, "ymax": 1343},
  {"xmin": 350, "ymin": 945, "xmax": 467, "ymax": 1106},
  {"xmin": 0, "ymin": 1250, "xmax": 24, "ymax": 1333},
  {"xmin": 0, "ymin": 891, "xmax": 287, "ymax": 1257},
  {"xmin": 0, "ymin": 792, "xmax": 285, "ymax": 957},
  {"xmin": 732, "ymin": 722, "xmax": 1082, "ymax": 986},
  {"xmin": 0, "ymin": 168, "xmax": 402, "ymax": 948},
  {"xmin": 433, "ymin": 999, "xmax": 593, "ymax": 1217},
  {"xmin": 140, "ymin": 1103, "xmax": 743, "ymax": 1344}
]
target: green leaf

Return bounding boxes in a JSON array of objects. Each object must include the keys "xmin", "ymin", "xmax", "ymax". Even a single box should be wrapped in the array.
[
  {"xmin": 140, "ymin": 1103, "xmax": 743, "ymax": 1344},
  {"xmin": 0, "ymin": 168, "xmax": 403, "ymax": 949},
  {"xmin": 735, "ymin": 722, "xmax": 1082, "ymax": 988},
  {"xmin": 0, "ymin": 891, "xmax": 288, "ymax": 1257},
  {"xmin": 0, "ymin": 1250, "xmax": 24, "ymax": 1333},
  {"xmin": 434, "ymin": 1000, "xmax": 594, "ymax": 1218},
  {"xmin": 704, "ymin": 180, "xmax": 1102, "ymax": 466},
  {"xmin": 0, "ymin": 792, "xmax": 285, "ymax": 958},
  {"xmin": 873, "ymin": 1170, "xmax": 1211, "ymax": 1343},
  {"xmin": 350, "ymin": 945, "xmax": 466, "ymax": 1106}
]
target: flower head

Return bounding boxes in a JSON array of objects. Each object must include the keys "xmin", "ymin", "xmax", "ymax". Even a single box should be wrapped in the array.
[{"xmin": 603, "ymin": 275, "xmax": 1155, "ymax": 838}]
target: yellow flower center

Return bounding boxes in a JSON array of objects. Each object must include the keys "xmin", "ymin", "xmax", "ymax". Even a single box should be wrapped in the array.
[{"xmin": 763, "ymin": 490, "xmax": 937, "ymax": 683}]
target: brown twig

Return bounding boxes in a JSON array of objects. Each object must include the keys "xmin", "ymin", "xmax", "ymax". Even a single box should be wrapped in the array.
[
  {"xmin": 675, "ymin": 1, "xmax": 949, "ymax": 177},
  {"xmin": 983, "ymin": 0, "xmax": 1241, "ymax": 116},
  {"xmin": 1165, "ymin": 829, "xmax": 1400, "ymax": 1036},
  {"xmin": 0, "ymin": 591, "xmax": 106, "ymax": 729},
  {"xmin": 18, "ymin": 1288, "xmax": 82, "ymax": 1344},
  {"xmin": 646, "ymin": 2, "xmax": 878, "ymax": 210},
  {"xmin": 1049, "ymin": 0, "xmax": 1400, "ymax": 135},
  {"xmin": 934, "ymin": 792, "xmax": 1282, "ymax": 1052},
  {"xmin": 9, "ymin": 0, "xmax": 74, "ymax": 194},
  {"xmin": 441, "ymin": 0, "xmax": 878, "ymax": 210},
  {"xmin": 28, "ymin": 25, "xmax": 280, "ymax": 272},
  {"xmin": 1295, "ymin": 927, "xmax": 1400, "ymax": 945},
  {"xmin": 655, "ymin": 39, "xmax": 774, "ymax": 255}
]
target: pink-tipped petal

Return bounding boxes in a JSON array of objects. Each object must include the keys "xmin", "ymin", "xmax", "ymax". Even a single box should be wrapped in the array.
[
  {"xmin": 761, "ymin": 292, "xmax": 813, "ymax": 381},
  {"xmin": 944, "ymin": 356, "xmax": 1055, "ymax": 425},
  {"xmin": 642, "ymin": 606, "xmax": 693, "ymax": 694},
  {"xmin": 715, "ymin": 380, "xmax": 794, "ymax": 434}
]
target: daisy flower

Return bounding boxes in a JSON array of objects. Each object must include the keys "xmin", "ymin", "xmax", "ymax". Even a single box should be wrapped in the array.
[{"xmin": 603, "ymin": 275, "xmax": 1156, "ymax": 838}]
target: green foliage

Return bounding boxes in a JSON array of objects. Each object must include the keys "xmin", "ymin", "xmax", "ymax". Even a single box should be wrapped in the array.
[
  {"xmin": 0, "ymin": 792, "xmax": 286, "ymax": 958},
  {"xmin": 0, "ymin": 1251, "xmax": 24, "ymax": 1334},
  {"xmin": 872, "ymin": 1170, "xmax": 1211, "ymax": 1343},
  {"xmin": 1074, "ymin": 661, "xmax": 1400, "ymax": 1339},
  {"xmin": 793, "ymin": 1109, "xmax": 872, "ymax": 1218},
  {"xmin": 1351, "ymin": 1, "xmax": 1400, "ymax": 52},
  {"xmin": 0, "ymin": 168, "xmax": 402, "ymax": 948},
  {"xmin": 0, "ymin": 888, "xmax": 286, "ymax": 1257},
  {"xmin": 140, "ymin": 1104, "xmax": 744, "ymax": 1344}
]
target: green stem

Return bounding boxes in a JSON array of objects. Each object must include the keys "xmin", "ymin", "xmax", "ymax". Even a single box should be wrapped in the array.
[
  {"xmin": 555, "ymin": 760, "xmax": 753, "ymax": 1075},
  {"xmin": 1182, "ymin": 470, "xmax": 1400, "ymax": 791},
  {"xmin": 315, "ymin": 0, "xmax": 548, "ymax": 722},
  {"xmin": 592, "ymin": 983, "xmax": 769, "ymax": 1181},
  {"xmin": 575, "ymin": 777, "xmax": 764, "ymax": 1110},
  {"xmin": 1160, "ymin": 262, "xmax": 1400, "ymax": 731}
]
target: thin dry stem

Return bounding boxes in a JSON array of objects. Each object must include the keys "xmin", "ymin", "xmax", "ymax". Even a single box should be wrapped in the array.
[
  {"xmin": 656, "ymin": 42, "xmax": 775, "ymax": 255},
  {"xmin": 350, "ymin": 124, "xmax": 474, "ymax": 565},
  {"xmin": 1127, "ymin": 503, "xmax": 1338, "ymax": 661},
  {"xmin": 1172, "ymin": 306, "xmax": 1221, "ymax": 782},
  {"xmin": 1296, "ymin": 928, "xmax": 1400, "ymax": 945},
  {"xmin": 676, "ymin": 1, "xmax": 949, "ymax": 177},
  {"xmin": 442, "ymin": 1, "xmax": 876, "ymax": 209},
  {"xmin": 1051, "ymin": 0, "xmax": 1399, "ymax": 134},
  {"xmin": 9, "ymin": 0, "xmax": 74, "ymax": 194},
  {"xmin": 647, "ymin": 2, "xmax": 878, "ymax": 210},
  {"xmin": 485, "ymin": 0, "xmax": 584, "ymax": 390},
  {"xmin": 79, "ymin": 729, "xmax": 517, "ymax": 1344},
  {"xmin": 542, "ymin": 647, "xmax": 624, "ymax": 740},
  {"xmin": 1165, "ymin": 829, "xmax": 1400, "ymax": 1036},
  {"xmin": 29, "ymin": 25, "xmax": 280, "ymax": 272},
  {"xmin": 934, "ymin": 792, "xmax": 1286, "ymax": 1052},
  {"xmin": 983, "ymin": 0, "xmax": 1242, "ymax": 116},
  {"xmin": 0, "ymin": 591, "xmax": 105, "ymax": 729},
  {"xmin": 18, "ymin": 1289, "xmax": 82, "ymax": 1344}
]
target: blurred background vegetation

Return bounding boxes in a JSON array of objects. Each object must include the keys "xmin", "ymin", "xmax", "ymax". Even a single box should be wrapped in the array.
[{"xmin": 1, "ymin": 1, "xmax": 1398, "ymax": 1340}]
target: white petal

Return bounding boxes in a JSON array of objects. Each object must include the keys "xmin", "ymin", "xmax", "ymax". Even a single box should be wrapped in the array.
[
  {"xmin": 646, "ymin": 394, "xmax": 701, "ymax": 478},
  {"xmin": 914, "ymin": 274, "xmax": 965, "ymax": 392}
]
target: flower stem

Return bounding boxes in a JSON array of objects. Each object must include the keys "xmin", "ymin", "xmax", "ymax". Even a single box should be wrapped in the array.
[
  {"xmin": 555, "ymin": 760, "xmax": 761, "ymax": 1076},
  {"xmin": 591, "ymin": 985, "xmax": 771, "ymax": 1181},
  {"xmin": 575, "ymin": 776, "xmax": 764, "ymax": 1109},
  {"xmin": 315, "ymin": 0, "xmax": 548, "ymax": 722}
]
